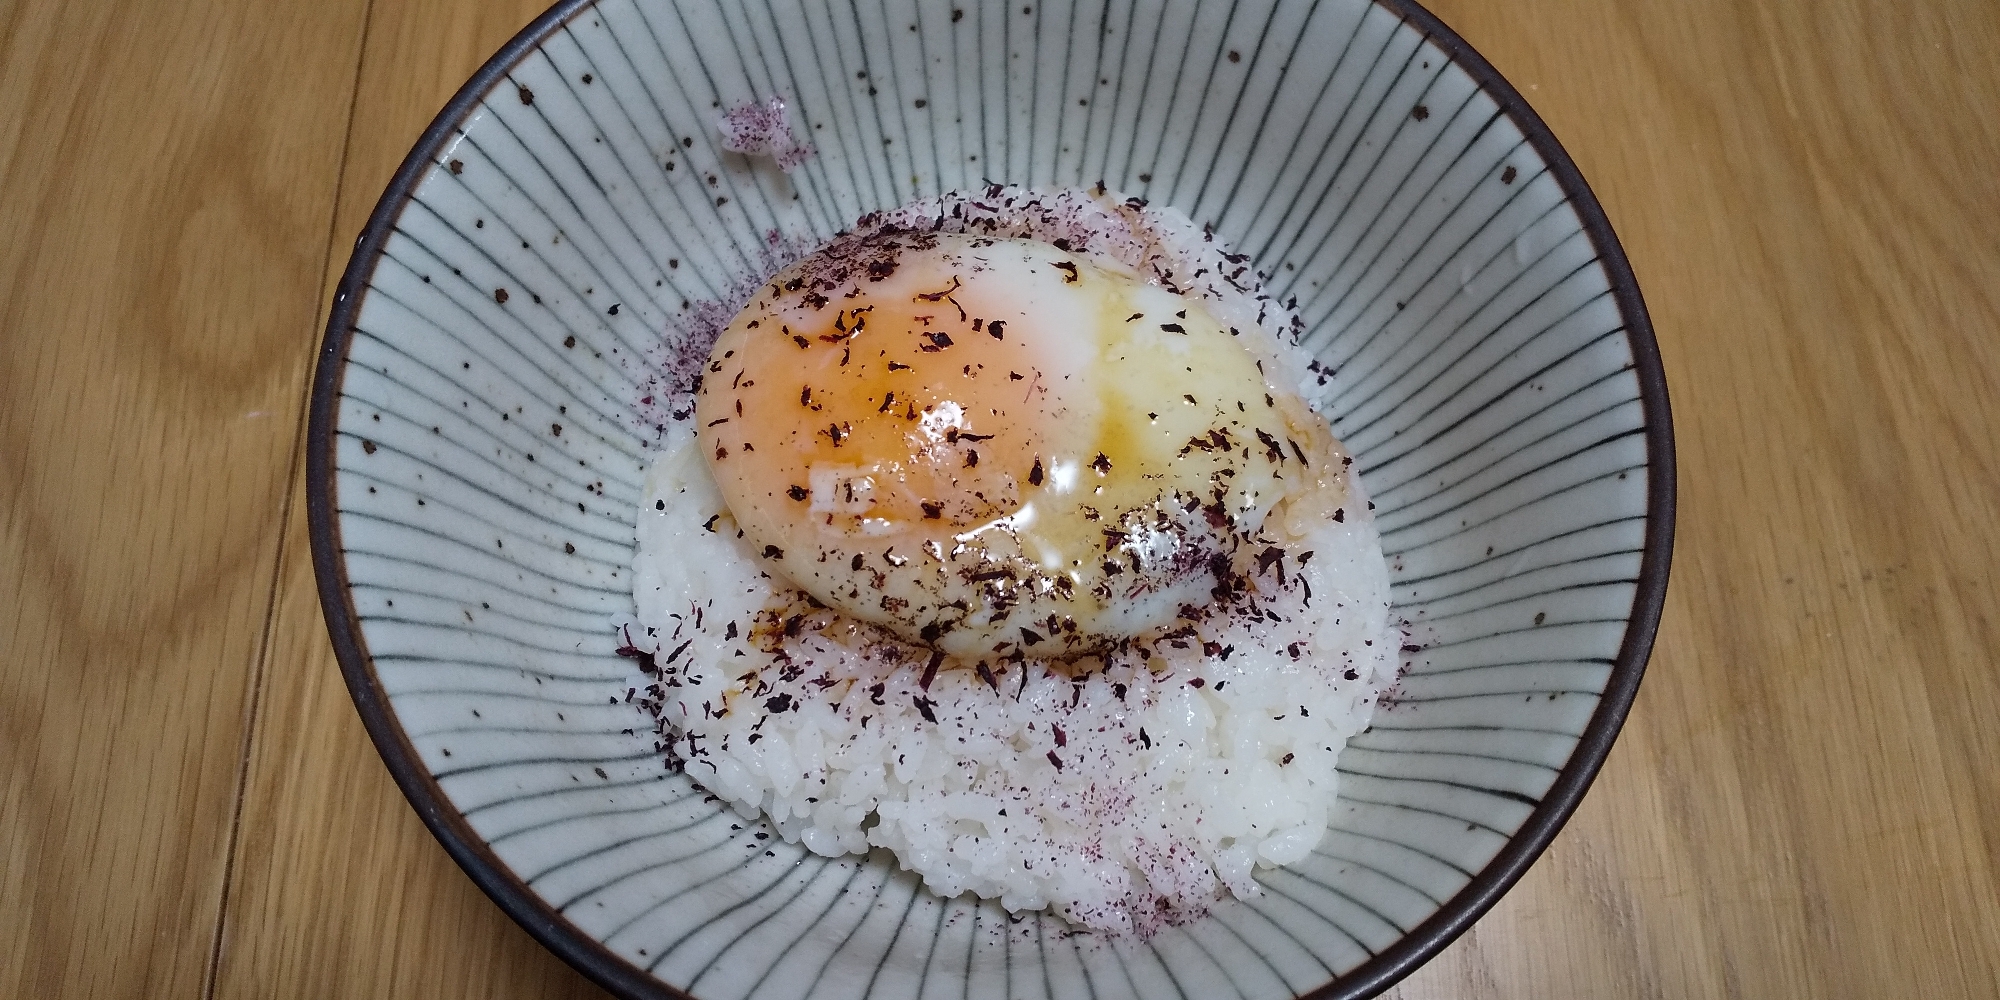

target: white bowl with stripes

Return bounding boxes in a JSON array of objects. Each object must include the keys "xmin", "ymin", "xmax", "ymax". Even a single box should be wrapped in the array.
[{"xmin": 309, "ymin": 1, "xmax": 1674, "ymax": 997}]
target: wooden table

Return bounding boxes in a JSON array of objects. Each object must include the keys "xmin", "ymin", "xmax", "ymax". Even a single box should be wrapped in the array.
[{"xmin": 5, "ymin": 1, "xmax": 1996, "ymax": 996}]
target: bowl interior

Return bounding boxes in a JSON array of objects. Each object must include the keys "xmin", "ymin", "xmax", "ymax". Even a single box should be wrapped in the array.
[{"xmin": 311, "ymin": 1, "xmax": 1670, "ymax": 998}]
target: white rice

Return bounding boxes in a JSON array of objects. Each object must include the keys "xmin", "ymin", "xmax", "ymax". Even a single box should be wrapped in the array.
[{"xmin": 628, "ymin": 188, "xmax": 1395, "ymax": 936}]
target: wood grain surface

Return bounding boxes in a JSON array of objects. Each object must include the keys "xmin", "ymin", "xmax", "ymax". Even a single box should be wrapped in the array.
[{"xmin": 3, "ymin": 1, "xmax": 1995, "ymax": 998}]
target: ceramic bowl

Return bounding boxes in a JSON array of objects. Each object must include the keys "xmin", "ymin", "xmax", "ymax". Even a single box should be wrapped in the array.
[{"xmin": 309, "ymin": 1, "xmax": 1673, "ymax": 997}]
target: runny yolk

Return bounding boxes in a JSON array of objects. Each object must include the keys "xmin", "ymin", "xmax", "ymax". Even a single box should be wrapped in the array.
[{"xmin": 700, "ymin": 260, "xmax": 1080, "ymax": 544}]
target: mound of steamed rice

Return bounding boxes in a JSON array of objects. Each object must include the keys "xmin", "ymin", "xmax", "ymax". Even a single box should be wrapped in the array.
[{"xmin": 627, "ymin": 187, "xmax": 1396, "ymax": 936}]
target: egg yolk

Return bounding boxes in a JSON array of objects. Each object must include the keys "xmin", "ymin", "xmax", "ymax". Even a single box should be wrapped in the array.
[{"xmin": 696, "ymin": 230, "xmax": 1343, "ymax": 659}]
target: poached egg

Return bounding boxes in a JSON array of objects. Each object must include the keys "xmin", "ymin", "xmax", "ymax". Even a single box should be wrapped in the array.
[{"xmin": 694, "ymin": 229, "xmax": 1344, "ymax": 660}]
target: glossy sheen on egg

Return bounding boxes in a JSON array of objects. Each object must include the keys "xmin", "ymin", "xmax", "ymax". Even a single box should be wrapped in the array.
[{"xmin": 696, "ymin": 230, "xmax": 1347, "ymax": 659}]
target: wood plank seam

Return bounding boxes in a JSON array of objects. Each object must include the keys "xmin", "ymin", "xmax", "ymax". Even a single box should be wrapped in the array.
[{"xmin": 198, "ymin": 2, "xmax": 382, "ymax": 995}]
